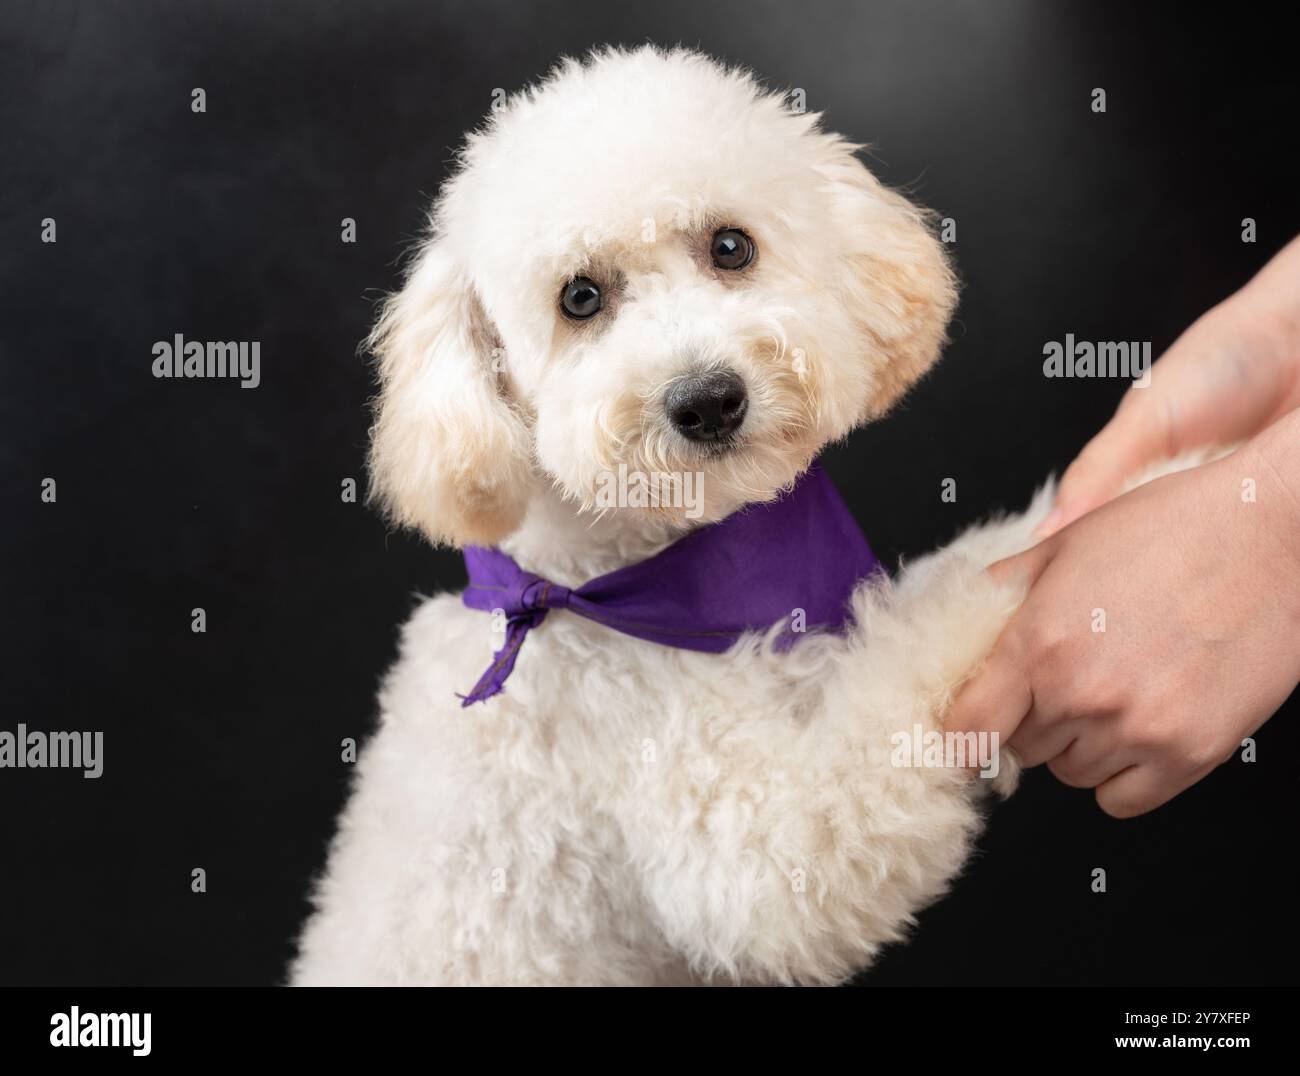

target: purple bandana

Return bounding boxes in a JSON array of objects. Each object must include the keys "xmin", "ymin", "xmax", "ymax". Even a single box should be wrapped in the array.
[{"xmin": 459, "ymin": 461, "xmax": 879, "ymax": 706}]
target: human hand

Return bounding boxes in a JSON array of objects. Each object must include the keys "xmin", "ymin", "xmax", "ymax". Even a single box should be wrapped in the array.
[
  {"xmin": 949, "ymin": 419, "xmax": 1300, "ymax": 817},
  {"xmin": 1038, "ymin": 238, "xmax": 1300, "ymax": 537}
]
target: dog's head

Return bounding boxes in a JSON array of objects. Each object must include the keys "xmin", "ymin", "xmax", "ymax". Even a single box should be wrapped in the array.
[{"xmin": 369, "ymin": 46, "xmax": 956, "ymax": 547}]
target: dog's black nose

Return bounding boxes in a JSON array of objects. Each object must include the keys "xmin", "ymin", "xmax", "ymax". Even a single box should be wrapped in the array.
[{"xmin": 665, "ymin": 370, "xmax": 748, "ymax": 442}]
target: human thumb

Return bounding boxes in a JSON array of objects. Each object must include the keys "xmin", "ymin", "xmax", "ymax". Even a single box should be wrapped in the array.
[{"xmin": 1036, "ymin": 397, "xmax": 1168, "ymax": 537}]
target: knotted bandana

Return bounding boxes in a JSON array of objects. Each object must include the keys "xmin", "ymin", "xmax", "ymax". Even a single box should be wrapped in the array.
[{"xmin": 459, "ymin": 461, "xmax": 879, "ymax": 705}]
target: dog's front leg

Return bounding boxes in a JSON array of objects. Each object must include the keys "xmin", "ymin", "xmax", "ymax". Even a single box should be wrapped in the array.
[{"xmin": 630, "ymin": 508, "xmax": 1044, "ymax": 985}]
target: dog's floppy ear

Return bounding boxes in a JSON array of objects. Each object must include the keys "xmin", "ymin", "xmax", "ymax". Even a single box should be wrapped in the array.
[
  {"xmin": 367, "ymin": 241, "xmax": 533, "ymax": 548},
  {"xmin": 821, "ymin": 144, "xmax": 958, "ymax": 418}
]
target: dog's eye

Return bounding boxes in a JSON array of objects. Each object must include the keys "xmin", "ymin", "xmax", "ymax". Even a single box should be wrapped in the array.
[
  {"xmin": 710, "ymin": 228, "xmax": 755, "ymax": 270},
  {"xmin": 560, "ymin": 276, "xmax": 602, "ymax": 320}
]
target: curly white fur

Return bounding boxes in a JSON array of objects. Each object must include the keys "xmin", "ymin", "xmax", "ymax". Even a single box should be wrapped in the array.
[{"xmin": 291, "ymin": 47, "xmax": 1197, "ymax": 986}]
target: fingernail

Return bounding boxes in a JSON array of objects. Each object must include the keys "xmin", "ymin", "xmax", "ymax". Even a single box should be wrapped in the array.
[{"xmin": 1034, "ymin": 506, "xmax": 1066, "ymax": 538}]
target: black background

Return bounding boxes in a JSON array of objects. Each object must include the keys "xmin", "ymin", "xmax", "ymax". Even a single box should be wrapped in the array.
[{"xmin": 2, "ymin": 0, "xmax": 1297, "ymax": 987}]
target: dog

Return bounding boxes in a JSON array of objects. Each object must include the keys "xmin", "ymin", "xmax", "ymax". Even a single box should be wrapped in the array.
[{"xmin": 289, "ymin": 45, "xmax": 1166, "ymax": 986}]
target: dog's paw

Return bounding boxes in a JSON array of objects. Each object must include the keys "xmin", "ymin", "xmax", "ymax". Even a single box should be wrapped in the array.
[{"xmin": 986, "ymin": 744, "xmax": 1021, "ymax": 799}]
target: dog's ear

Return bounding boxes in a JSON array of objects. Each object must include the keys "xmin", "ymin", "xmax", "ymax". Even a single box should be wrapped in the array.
[
  {"xmin": 367, "ymin": 241, "xmax": 534, "ymax": 548},
  {"xmin": 820, "ymin": 145, "xmax": 958, "ymax": 418}
]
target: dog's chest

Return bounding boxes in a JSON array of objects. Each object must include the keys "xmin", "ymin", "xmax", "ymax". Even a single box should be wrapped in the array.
[{"xmin": 388, "ymin": 592, "xmax": 777, "ymax": 791}]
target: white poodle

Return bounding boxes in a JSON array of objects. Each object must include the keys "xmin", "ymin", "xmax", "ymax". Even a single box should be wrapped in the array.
[{"xmin": 291, "ymin": 46, "xmax": 1169, "ymax": 986}]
